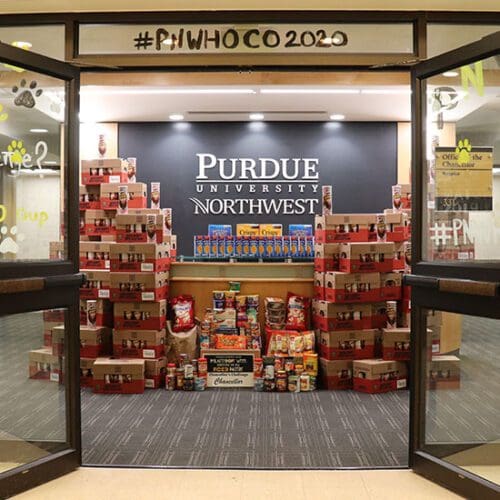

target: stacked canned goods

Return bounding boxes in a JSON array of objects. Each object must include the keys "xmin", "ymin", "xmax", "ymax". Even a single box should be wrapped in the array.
[{"xmin": 165, "ymin": 356, "xmax": 208, "ymax": 391}]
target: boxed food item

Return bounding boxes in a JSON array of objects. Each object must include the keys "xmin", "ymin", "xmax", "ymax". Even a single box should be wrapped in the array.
[
  {"xmin": 384, "ymin": 212, "xmax": 409, "ymax": 242},
  {"xmin": 314, "ymin": 214, "xmax": 371, "ymax": 243},
  {"xmin": 100, "ymin": 183, "xmax": 147, "ymax": 210},
  {"xmin": 392, "ymin": 184, "xmax": 411, "ymax": 211},
  {"xmin": 81, "ymin": 158, "xmax": 129, "ymax": 185},
  {"xmin": 113, "ymin": 300, "xmax": 167, "ymax": 330},
  {"xmin": 109, "ymin": 271, "xmax": 169, "ymax": 302},
  {"xmin": 113, "ymin": 329, "xmax": 166, "ymax": 358},
  {"xmin": 79, "ymin": 185, "xmax": 101, "ymax": 210},
  {"xmin": 49, "ymin": 241, "xmax": 65, "ymax": 260},
  {"xmin": 312, "ymin": 300, "xmax": 371, "ymax": 331},
  {"xmin": 215, "ymin": 334, "xmax": 247, "ymax": 350},
  {"xmin": 80, "ymin": 270, "xmax": 111, "ymax": 299},
  {"xmin": 353, "ymin": 359, "xmax": 408, "ymax": 393},
  {"xmin": 80, "ymin": 299, "xmax": 113, "ymax": 327},
  {"xmin": 43, "ymin": 321, "xmax": 60, "ymax": 346},
  {"xmin": 324, "ymin": 272, "xmax": 380, "ymax": 303},
  {"xmin": 93, "ymin": 358, "xmax": 145, "ymax": 394},
  {"xmin": 380, "ymin": 272, "xmax": 403, "ymax": 300},
  {"xmin": 213, "ymin": 308, "xmax": 237, "ymax": 331},
  {"xmin": 50, "ymin": 324, "xmax": 65, "ymax": 356},
  {"xmin": 314, "ymin": 243, "xmax": 340, "ymax": 273},
  {"xmin": 80, "ymin": 358, "xmax": 95, "ymax": 387},
  {"xmin": 393, "ymin": 242, "xmax": 405, "ymax": 271},
  {"xmin": 28, "ymin": 348, "xmax": 62, "ymax": 382},
  {"xmin": 382, "ymin": 327, "xmax": 411, "ymax": 361},
  {"xmin": 259, "ymin": 224, "xmax": 283, "ymax": 236},
  {"xmin": 339, "ymin": 242, "xmax": 395, "ymax": 273},
  {"xmin": 428, "ymin": 355, "xmax": 460, "ymax": 389},
  {"xmin": 236, "ymin": 223, "xmax": 260, "ymax": 236},
  {"xmin": 320, "ymin": 329, "xmax": 380, "ymax": 360},
  {"xmin": 208, "ymin": 224, "xmax": 232, "ymax": 238},
  {"xmin": 289, "ymin": 224, "xmax": 313, "ymax": 237},
  {"xmin": 319, "ymin": 358, "xmax": 352, "ymax": 390},
  {"xmin": 79, "ymin": 242, "xmax": 111, "ymax": 270},
  {"xmin": 370, "ymin": 302, "xmax": 388, "ymax": 329},
  {"xmin": 145, "ymin": 357, "xmax": 166, "ymax": 389},
  {"xmin": 84, "ymin": 209, "xmax": 117, "ymax": 236},
  {"xmin": 314, "ymin": 272, "xmax": 325, "ymax": 300},
  {"xmin": 43, "ymin": 309, "xmax": 65, "ymax": 322},
  {"xmin": 110, "ymin": 242, "xmax": 170, "ymax": 272},
  {"xmin": 116, "ymin": 214, "xmax": 165, "ymax": 243},
  {"xmin": 52, "ymin": 325, "xmax": 112, "ymax": 358}
]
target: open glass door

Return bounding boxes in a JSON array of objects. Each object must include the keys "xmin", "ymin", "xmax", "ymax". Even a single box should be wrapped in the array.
[
  {"xmin": 0, "ymin": 43, "xmax": 81, "ymax": 497},
  {"xmin": 409, "ymin": 32, "xmax": 500, "ymax": 498}
]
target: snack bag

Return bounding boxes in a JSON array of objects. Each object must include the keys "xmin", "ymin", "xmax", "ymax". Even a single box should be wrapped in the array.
[
  {"xmin": 285, "ymin": 293, "xmax": 310, "ymax": 331},
  {"xmin": 171, "ymin": 295, "xmax": 195, "ymax": 332},
  {"xmin": 302, "ymin": 331, "xmax": 316, "ymax": 352},
  {"xmin": 288, "ymin": 332, "xmax": 304, "ymax": 355}
]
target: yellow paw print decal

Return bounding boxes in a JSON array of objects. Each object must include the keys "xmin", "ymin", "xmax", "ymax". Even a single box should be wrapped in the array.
[
  {"xmin": 7, "ymin": 140, "xmax": 26, "ymax": 166},
  {"xmin": 0, "ymin": 104, "xmax": 8, "ymax": 122},
  {"xmin": 455, "ymin": 138, "xmax": 472, "ymax": 165}
]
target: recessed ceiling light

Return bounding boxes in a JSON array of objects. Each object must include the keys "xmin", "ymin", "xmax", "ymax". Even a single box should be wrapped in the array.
[
  {"xmin": 169, "ymin": 114, "xmax": 184, "ymax": 121},
  {"xmin": 162, "ymin": 38, "xmax": 174, "ymax": 46},
  {"xmin": 330, "ymin": 114, "xmax": 345, "ymax": 120},
  {"xmin": 443, "ymin": 71, "xmax": 459, "ymax": 77},
  {"xmin": 12, "ymin": 41, "xmax": 32, "ymax": 50},
  {"xmin": 260, "ymin": 89, "xmax": 359, "ymax": 94},
  {"xmin": 249, "ymin": 113, "xmax": 264, "ymax": 121},
  {"xmin": 30, "ymin": 128, "xmax": 49, "ymax": 133}
]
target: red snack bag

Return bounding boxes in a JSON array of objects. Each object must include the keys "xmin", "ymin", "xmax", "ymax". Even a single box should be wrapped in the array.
[
  {"xmin": 285, "ymin": 293, "xmax": 311, "ymax": 331},
  {"xmin": 171, "ymin": 295, "xmax": 195, "ymax": 332}
]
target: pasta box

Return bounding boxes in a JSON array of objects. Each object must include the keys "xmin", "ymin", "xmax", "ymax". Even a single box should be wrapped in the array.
[
  {"xmin": 339, "ymin": 242, "xmax": 395, "ymax": 273},
  {"xmin": 100, "ymin": 183, "xmax": 147, "ymax": 210},
  {"xmin": 93, "ymin": 358, "xmax": 145, "ymax": 394},
  {"xmin": 324, "ymin": 272, "xmax": 380, "ymax": 303},
  {"xmin": 113, "ymin": 300, "xmax": 167, "ymax": 330},
  {"xmin": 319, "ymin": 358, "xmax": 352, "ymax": 390},
  {"xmin": 320, "ymin": 329, "xmax": 381, "ymax": 360},
  {"xmin": 145, "ymin": 357, "xmax": 167, "ymax": 389},
  {"xmin": 312, "ymin": 299, "xmax": 371, "ymax": 331},
  {"xmin": 84, "ymin": 209, "xmax": 117, "ymax": 236},
  {"xmin": 80, "ymin": 270, "xmax": 111, "ymax": 299},
  {"xmin": 81, "ymin": 158, "xmax": 129, "ymax": 185},
  {"xmin": 314, "ymin": 243, "xmax": 340, "ymax": 272},
  {"xmin": 110, "ymin": 271, "xmax": 169, "ymax": 302},
  {"xmin": 79, "ymin": 185, "xmax": 101, "ymax": 210},
  {"xmin": 110, "ymin": 242, "xmax": 170, "ymax": 272},
  {"xmin": 113, "ymin": 329, "xmax": 166, "ymax": 359},
  {"xmin": 79, "ymin": 242, "xmax": 111, "ymax": 270},
  {"xmin": 379, "ymin": 272, "xmax": 403, "ymax": 300},
  {"xmin": 353, "ymin": 359, "xmax": 408, "ymax": 394}
]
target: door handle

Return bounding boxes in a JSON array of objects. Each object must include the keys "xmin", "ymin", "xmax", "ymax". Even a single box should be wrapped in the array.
[
  {"xmin": 404, "ymin": 274, "xmax": 499, "ymax": 297},
  {"xmin": 0, "ymin": 273, "xmax": 85, "ymax": 294}
]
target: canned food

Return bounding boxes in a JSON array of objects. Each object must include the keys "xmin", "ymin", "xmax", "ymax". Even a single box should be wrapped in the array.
[
  {"xmin": 165, "ymin": 375, "xmax": 176, "ymax": 391},
  {"xmin": 183, "ymin": 377, "xmax": 194, "ymax": 391},
  {"xmin": 276, "ymin": 371, "xmax": 287, "ymax": 392},
  {"xmin": 263, "ymin": 378, "xmax": 275, "ymax": 392},
  {"xmin": 288, "ymin": 375, "xmax": 299, "ymax": 392},
  {"xmin": 194, "ymin": 376, "xmax": 206, "ymax": 391},
  {"xmin": 198, "ymin": 357, "xmax": 208, "ymax": 377},
  {"xmin": 254, "ymin": 357, "xmax": 263, "ymax": 377},
  {"xmin": 300, "ymin": 374, "xmax": 310, "ymax": 392},
  {"xmin": 176, "ymin": 368, "xmax": 184, "ymax": 390},
  {"xmin": 254, "ymin": 377, "xmax": 264, "ymax": 392},
  {"xmin": 184, "ymin": 364, "xmax": 194, "ymax": 378},
  {"xmin": 309, "ymin": 375, "xmax": 317, "ymax": 391}
]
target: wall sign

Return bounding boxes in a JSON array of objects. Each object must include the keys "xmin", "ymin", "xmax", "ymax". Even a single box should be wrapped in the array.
[{"xmin": 204, "ymin": 350, "xmax": 255, "ymax": 388}]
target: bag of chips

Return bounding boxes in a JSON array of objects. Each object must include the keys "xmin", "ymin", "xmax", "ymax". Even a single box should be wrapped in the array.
[
  {"xmin": 285, "ymin": 293, "xmax": 310, "ymax": 331},
  {"xmin": 171, "ymin": 295, "xmax": 195, "ymax": 332}
]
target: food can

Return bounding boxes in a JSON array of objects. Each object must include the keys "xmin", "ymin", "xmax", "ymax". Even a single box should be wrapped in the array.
[
  {"xmin": 263, "ymin": 378, "xmax": 275, "ymax": 392},
  {"xmin": 284, "ymin": 359, "xmax": 295, "ymax": 373},
  {"xmin": 303, "ymin": 353, "xmax": 318, "ymax": 376},
  {"xmin": 300, "ymin": 374, "xmax": 310, "ymax": 392},
  {"xmin": 165, "ymin": 374, "xmax": 176, "ymax": 391},
  {"xmin": 264, "ymin": 364, "xmax": 275, "ymax": 380},
  {"xmin": 191, "ymin": 359, "xmax": 198, "ymax": 377},
  {"xmin": 276, "ymin": 371, "xmax": 287, "ymax": 392},
  {"xmin": 254, "ymin": 377, "xmax": 264, "ymax": 392},
  {"xmin": 254, "ymin": 357, "xmax": 263, "ymax": 377},
  {"xmin": 309, "ymin": 376, "xmax": 317, "ymax": 391},
  {"xmin": 288, "ymin": 375, "xmax": 299, "ymax": 392},
  {"xmin": 295, "ymin": 364, "xmax": 304, "ymax": 376},
  {"xmin": 183, "ymin": 377, "xmax": 194, "ymax": 391},
  {"xmin": 184, "ymin": 363, "xmax": 194, "ymax": 379},
  {"xmin": 176, "ymin": 368, "xmax": 184, "ymax": 390},
  {"xmin": 274, "ymin": 357, "xmax": 284, "ymax": 371},
  {"xmin": 194, "ymin": 376, "xmax": 206, "ymax": 391},
  {"xmin": 198, "ymin": 357, "xmax": 208, "ymax": 378}
]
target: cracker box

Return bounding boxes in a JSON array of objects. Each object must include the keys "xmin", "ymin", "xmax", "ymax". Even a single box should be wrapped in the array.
[
  {"xmin": 100, "ymin": 183, "xmax": 147, "ymax": 210},
  {"xmin": 289, "ymin": 224, "xmax": 313, "ymax": 237},
  {"xmin": 79, "ymin": 185, "xmax": 101, "ymax": 210},
  {"xmin": 28, "ymin": 348, "xmax": 62, "ymax": 382},
  {"xmin": 324, "ymin": 272, "xmax": 380, "ymax": 303},
  {"xmin": 273, "ymin": 236, "xmax": 284, "ymax": 257},
  {"xmin": 167, "ymin": 234, "xmax": 177, "ymax": 259},
  {"xmin": 80, "ymin": 358, "xmax": 95, "ymax": 387},
  {"xmin": 110, "ymin": 271, "xmax": 169, "ymax": 302},
  {"xmin": 314, "ymin": 243, "xmax": 340, "ymax": 273},
  {"xmin": 259, "ymin": 224, "xmax": 283, "ymax": 236},
  {"xmin": 210, "ymin": 236, "xmax": 219, "ymax": 258},
  {"xmin": 380, "ymin": 272, "xmax": 403, "ymax": 300},
  {"xmin": 80, "ymin": 299, "xmax": 113, "ymax": 327},
  {"xmin": 93, "ymin": 358, "xmax": 145, "ymax": 394},
  {"xmin": 84, "ymin": 209, "xmax": 117, "ymax": 237},
  {"xmin": 193, "ymin": 235, "xmax": 204, "ymax": 257},
  {"xmin": 312, "ymin": 300, "xmax": 371, "ymax": 331},
  {"xmin": 289, "ymin": 236, "xmax": 300, "ymax": 258},
  {"xmin": 314, "ymin": 272, "xmax": 325, "ymax": 300},
  {"xmin": 79, "ymin": 242, "xmax": 111, "ymax": 270},
  {"xmin": 236, "ymin": 223, "xmax": 260, "ymax": 236},
  {"xmin": 145, "ymin": 357, "xmax": 166, "ymax": 389},
  {"xmin": 225, "ymin": 236, "xmax": 235, "ymax": 257},
  {"xmin": 80, "ymin": 270, "xmax": 111, "ymax": 300},
  {"xmin": 113, "ymin": 300, "xmax": 167, "ymax": 330},
  {"xmin": 81, "ymin": 158, "xmax": 129, "ymax": 185},
  {"xmin": 113, "ymin": 329, "xmax": 166, "ymax": 359},
  {"xmin": 53, "ymin": 324, "xmax": 113, "ymax": 358},
  {"xmin": 320, "ymin": 329, "xmax": 380, "ymax": 360},
  {"xmin": 116, "ymin": 214, "xmax": 164, "ymax": 243},
  {"xmin": 382, "ymin": 327, "xmax": 411, "ymax": 361},
  {"xmin": 339, "ymin": 242, "xmax": 395, "ymax": 273},
  {"xmin": 319, "ymin": 358, "xmax": 352, "ymax": 390},
  {"xmin": 208, "ymin": 224, "xmax": 232, "ymax": 238},
  {"xmin": 353, "ymin": 359, "xmax": 408, "ymax": 394},
  {"xmin": 314, "ymin": 214, "xmax": 371, "ymax": 243},
  {"xmin": 249, "ymin": 236, "xmax": 260, "ymax": 257},
  {"xmin": 428, "ymin": 355, "xmax": 460, "ymax": 390},
  {"xmin": 392, "ymin": 184, "xmax": 411, "ymax": 211},
  {"xmin": 162, "ymin": 208, "xmax": 173, "ymax": 237},
  {"xmin": 110, "ymin": 242, "xmax": 170, "ymax": 272}
]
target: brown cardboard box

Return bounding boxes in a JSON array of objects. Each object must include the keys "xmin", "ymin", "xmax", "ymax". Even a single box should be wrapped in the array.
[
  {"xmin": 429, "ymin": 355, "xmax": 460, "ymax": 389},
  {"xmin": 80, "ymin": 299, "xmax": 113, "ymax": 327},
  {"xmin": 370, "ymin": 302, "xmax": 388, "ymax": 329},
  {"xmin": 28, "ymin": 348, "xmax": 62, "ymax": 382},
  {"xmin": 314, "ymin": 243, "xmax": 340, "ymax": 272},
  {"xmin": 93, "ymin": 358, "xmax": 145, "ymax": 394},
  {"xmin": 113, "ymin": 300, "xmax": 167, "ymax": 330},
  {"xmin": 384, "ymin": 212, "xmax": 409, "ymax": 242},
  {"xmin": 84, "ymin": 209, "xmax": 117, "ymax": 237},
  {"xmin": 312, "ymin": 299, "xmax": 371, "ymax": 331},
  {"xmin": 49, "ymin": 241, "xmax": 65, "ymax": 260},
  {"xmin": 110, "ymin": 242, "xmax": 170, "ymax": 272},
  {"xmin": 116, "ymin": 213, "xmax": 165, "ymax": 243},
  {"xmin": 392, "ymin": 184, "xmax": 411, "ymax": 210},
  {"xmin": 320, "ymin": 329, "xmax": 380, "ymax": 360},
  {"xmin": 113, "ymin": 329, "xmax": 166, "ymax": 359},
  {"xmin": 53, "ymin": 325, "xmax": 112, "ymax": 358},
  {"xmin": 314, "ymin": 214, "xmax": 371, "ymax": 243},
  {"xmin": 319, "ymin": 358, "xmax": 352, "ymax": 390},
  {"xmin": 353, "ymin": 359, "xmax": 408, "ymax": 393},
  {"xmin": 81, "ymin": 158, "xmax": 129, "ymax": 185},
  {"xmin": 43, "ymin": 320, "xmax": 62, "ymax": 346},
  {"xmin": 380, "ymin": 272, "xmax": 403, "ymax": 300},
  {"xmin": 393, "ymin": 241, "xmax": 405, "ymax": 270},
  {"xmin": 80, "ymin": 270, "xmax": 110, "ymax": 300},
  {"xmin": 145, "ymin": 357, "xmax": 167, "ymax": 389},
  {"xmin": 339, "ymin": 242, "xmax": 395, "ymax": 273},
  {"xmin": 110, "ymin": 272, "xmax": 169, "ymax": 302},
  {"xmin": 80, "ymin": 358, "xmax": 95, "ymax": 387},
  {"xmin": 80, "ymin": 242, "xmax": 111, "ymax": 270},
  {"xmin": 382, "ymin": 328, "xmax": 411, "ymax": 361},
  {"xmin": 314, "ymin": 271, "xmax": 325, "ymax": 300},
  {"xmin": 100, "ymin": 183, "xmax": 147, "ymax": 210},
  {"xmin": 79, "ymin": 185, "xmax": 101, "ymax": 210},
  {"xmin": 324, "ymin": 272, "xmax": 380, "ymax": 303}
]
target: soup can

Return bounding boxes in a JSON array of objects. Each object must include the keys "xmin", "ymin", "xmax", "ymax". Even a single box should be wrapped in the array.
[{"xmin": 194, "ymin": 376, "xmax": 206, "ymax": 391}]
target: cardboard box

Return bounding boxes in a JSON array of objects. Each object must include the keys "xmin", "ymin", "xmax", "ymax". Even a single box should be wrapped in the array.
[
  {"xmin": 392, "ymin": 184, "xmax": 411, "ymax": 211},
  {"xmin": 110, "ymin": 242, "xmax": 170, "ymax": 272},
  {"xmin": 236, "ymin": 223, "xmax": 260, "ymax": 236},
  {"xmin": 116, "ymin": 213, "xmax": 166, "ymax": 244},
  {"xmin": 339, "ymin": 242, "xmax": 395, "ymax": 273},
  {"xmin": 79, "ymin": 299, "xmax": 113, "ymax": 327},
  {"xmin": 80, "ymin": 270, "xmax": 111, "ymax": 299},
  {"xmin": 113, "ymin": 329, "xmax": 166, "ymax": 359},
  {"xmin": 320, "ymin": 329, "xmax": 380, "ymax": 360},
  {"xmin": 370, "ymin": 302, "xmax": 388, "ymax": 329},
  {"xmin": 28, "ymin": 348, "xmax": 62, "ymax": 382},
  {"xmin": 429, "ymin": 355, "xmax": 460, "ymax": 389},
  {"xmin": 314, "ymin": 214, "xmax": 371, "ymax": 243},
  {"xmin": 312, "ymin": 299, "xmax": 371, "ymax": 331},
  {"xmin": 49, "ymin": 241, "xmax": 65, "ymax": 260},
  {"xmin": 79, "ymin": 185, "xmax": 101, "ymax": 210},
  {"xmin": 93, "ymin": 358, "xmax": 145, "ymax": 394},
  {"xmin": 259, "ymin": 224, "xmax": 283, "ymax": 236},
  {"xmin": 110, "ymin": 272, "xmax": 169, "ymax": 302},
  {"xmin": 80, "ymin": 242, "xmax": 111, "ymax": 270},
  {"xmin": 319, "ymin": 358, "xmax": 352, "ymax": 390},
  {"xmin": 353, "ymin": 359, "xmax": 408, "ymax": 393},
  {"xmin": 100, "ymin": 183, "xmax": 147, "ymax": 210},
  {"xmin": 289, "ymin": 224, "xmax": 313, "ymax": 237},
  {"xmin": 145, "ymin": 357, "xmax": 166, "ymax": 389},
  {"xmin": 53, "ymin": 325, "xmax": 112, "ymax": 358},
  {"xmin": 384, "ymin": 212, "xmax": 409, "ymax": 242},
  {"xmin": 43, "ymin": 320, "xmax": 62, "ymax": 346},
  {"xmin": 380, "ymin": 272, "xmax": 403, "ymax": 300},
  {"xmin": 382, "ymin": 328, "xmax": 411, "ymax": 361},
  {"xmin": 314, "ymin": 243, "xmax": 340, "ymax": 272},
  {"xmin": 81, "ymin": 158, "xmax": 130, "ymax": 185},
  {"xmin": 314, "ymin": 272, "xmax": 325, "ymax": 300},
  {"xmin": 80, "ymin": 358, "xmax": 95, "ymax": 387},
  {"xmin": 43, "ymin": 309, "xmax": 65, "ymax": 322},
  {"xmin": 113, "ymin": 300, "xmax": 167, "ymax": 330},
  {"xmin": 84, "ymin": 209, "xmax": 117, "ymax": 236},
  {"xmin": 324, "ymin": 272, "xmax": 380, "ymax": 303},
  {"xmin": 393, "ymin": 242, "xmax": 405, "ymax": 271}
]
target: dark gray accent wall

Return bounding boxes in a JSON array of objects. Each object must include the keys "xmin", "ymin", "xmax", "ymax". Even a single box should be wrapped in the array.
[{"xmin": 118, "ymin": 121, "xmax": 397, "ymax": 255}]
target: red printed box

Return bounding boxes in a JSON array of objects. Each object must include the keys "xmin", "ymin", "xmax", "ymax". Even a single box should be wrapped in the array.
[
  {"xmin": 370, "ymin": 302, "xmax": 388, "ymax": 329},
  {"xmin": 113, "ymin": 329, "xmax": 166, "ymax": 359},
  {"xmin": 81, "ymin": 158, "xmax": 130, "ymax": 185},
  {"xmin": 84, "ymin": 209, "xmax": 117, "ymax": 237},
  {"xmin": 384, "ymin": 212, "xmax": 409, "ymax": 242},
  {"xmin": 43, "ymin": 309, "xmax": 65, "ymax": 322},
  {"xmin": 113, "ymin": 300, "xmax": 167, "ymax": 331},
  {"xmin": 80, "ymin": 299, "xmax": 113, "ymax": 327},
  {"xmin": 52, "ymin": 325, "xmax": 111, "ymax": 358},
  {"xmin": 320, "ymin": 329, "xmax": 381, "ymax": 360},
  {"xmin": 324, "ymin": 272, "xmax": 380, "ymax": 303},
  {"xmin": 116, "ymin": 213, "xmax": 165, "ymax": 244},
  {"xmin": 392, "ymin": 184, "xmax": 411, "ymax": 211},
  {"xmin": 80, "ymin": 270, "xmax": 110, "ymax": 299},
  {"xmin": 80, "ymin": 242, "xmax": 111, "ymax": 270},
  {"xmin": 314, "ymin": 243, "xmax": 340, "ymax": 272},
  {"xmin": 380, "ymin": 272, "xmax": 403, "ymax": 300},
  {"xmin": 382, "ymin": 327, "xmax": 411, "ymax": 361},
  {"xmin": 393, "ymin": 242, "xmax": 405, "ymax": 271},
  {"xmin": 110, "ymin": 271, "xmax": 169, "ymax": 302},
  {"xmin": 315, "ymin": 214, "xmax": 371, "ymax": 243},
  {"xmin": 80, "ymin": 358, "xmax": 95, "ymax": 387},
  {"xmin": 110, "ymin": 243, "xmax": 170, "ymax": 272},
  {"xmin": 43, "ymin": 320, "xmax": 62, "ymax": 347},
  {"xmin": 319, "ymin": 358, "xmax": 352, "ymax": 390},
  {"xmin": 93, "ymin": 358, "xmax": 145, "ymax": 394},
  {"xmin": 100, "ymin": 183, "xmax": 147, "ymax": 210},
  {"xmin": 353, "ymin": 359, "xmax": 408, "ymax": 394},
  {"xmin": 428, "ymin": 355, "xmax": 460, "ymax": 390},
  {"xmin": 28, "ymin": 348, "xmax": 63, "ymax": 383},
  {"xmin": 314, "ymin": 272, "xmax": 325, "ymax": 300},
  {"xmin": 145, "ymin": 357, "xmax": 166, "ymax": 389},
  {"xmin": 79, "ymin": 185, "xmax": 101, "ymax": 210},
  {"xmin": 312, "ymin": 300, "xmax": 371, "ymax": 331},
  {"xmin": 339, "ymin": 242, "xmax": 395, "ymax": 273}
]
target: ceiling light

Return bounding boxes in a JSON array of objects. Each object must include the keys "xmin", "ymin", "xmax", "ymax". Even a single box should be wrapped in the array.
[
  {"xmin": 80, "ymin": 88, "xmax": 256, "ymax": 95},
  {"xmin": 12, "ymin": 41, "xmax": 32, "ymax": 50},
  {"xmin": 443, "ymin": 71, "xmax": 459, "ymax": 77},
  {"xmin": 162, "ymin": 38, "xmax": 174, "ymax": 46},
  {"xmin": 169, "ymin": 114, "xmax": 184, "ymax": 121},
  {"xmin": 330, "ymin": 114, "xmax": 345, "ymax": 120},
  {"xmin": 260, "ymin": 89, "xmax": 359, "ymax": 94},
  {"xmin": 249, "ymin": 113, "xmax": 264, "ymax": 121},
  {"xmin": 360, "ymin": 89, "xmax": 411, "ymax": 95},
  {"xmin": 30, "ymin": 128, "xmax": 49, "ymax": 133}
]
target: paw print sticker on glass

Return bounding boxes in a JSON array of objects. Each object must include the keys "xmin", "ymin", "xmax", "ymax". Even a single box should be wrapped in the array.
[
  {"xmin": 455, "ymin": 138, "xmax": 472, "ymax": 166},
  {"xmin": 0, "ymin": 104, "xmax": 8, "ymax": 122},
  {"xmin": 12, "ymin": 79, "xmax": 43, "ymax": 108},
  {"xmin": 0, "ymin": 225, "xmax": 25, "ymax": 255},
  {"xmin": 7, "ymin": 140, "xmax": 26, "ymax": 166}
]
